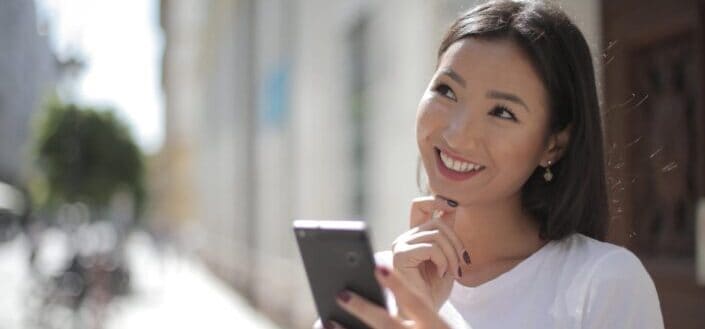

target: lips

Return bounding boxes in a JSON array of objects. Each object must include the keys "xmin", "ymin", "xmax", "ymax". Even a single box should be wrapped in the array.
[{"xmin": 434, "ymin": 147, "xmax": 485, "ymax": 181}]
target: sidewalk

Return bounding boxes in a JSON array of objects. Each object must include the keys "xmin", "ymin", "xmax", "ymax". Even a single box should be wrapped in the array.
[
  {"xmin": 107, "ymin": 231, "xmax": 283, "ymax": 329},
  {"xmin": 0, "ymin": 231, "xmax": 283, "ymax": 329}
]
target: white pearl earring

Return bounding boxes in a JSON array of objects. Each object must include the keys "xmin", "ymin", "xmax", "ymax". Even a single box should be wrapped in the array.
[{"xmin": 543, "ymin": 160, "xmax": 554, "ymax": 182}]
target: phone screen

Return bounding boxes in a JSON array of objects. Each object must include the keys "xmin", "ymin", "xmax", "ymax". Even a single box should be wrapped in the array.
[{"xmin": 293, "ymin": 220, "xmax": 387, "ymax": 329}]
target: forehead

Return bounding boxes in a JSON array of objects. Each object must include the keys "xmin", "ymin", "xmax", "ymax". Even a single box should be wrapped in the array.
[{"xmin": 438, "ymin": 38, "xmax": 547, "ymax": 108}]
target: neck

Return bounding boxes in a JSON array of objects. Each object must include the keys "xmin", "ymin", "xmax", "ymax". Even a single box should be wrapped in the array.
[{"xmin": 453, "ymin": 194, "xmax": 546, "ymax": 266}]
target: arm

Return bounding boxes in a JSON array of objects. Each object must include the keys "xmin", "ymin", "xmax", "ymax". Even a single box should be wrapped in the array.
[{"xmin": 581, "ymin": 249, "xmax": 664, "ymax": 329}]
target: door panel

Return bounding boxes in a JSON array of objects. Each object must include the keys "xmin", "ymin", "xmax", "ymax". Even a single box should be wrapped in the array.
[{"xmin": 602, "ymin": 0, "xmax": 705, "ymax": 327}]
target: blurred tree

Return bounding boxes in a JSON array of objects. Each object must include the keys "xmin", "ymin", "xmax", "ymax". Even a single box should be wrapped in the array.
[{"xmin": 30, "ymin": 99, "xmax": 146, "ymax": 220}]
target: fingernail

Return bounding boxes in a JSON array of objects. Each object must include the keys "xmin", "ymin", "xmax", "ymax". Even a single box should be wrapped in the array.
[
  {"xmin": 337, "ymin": 291, "xmax": 351, "ymax": 303},
  {"xmin": 458, "ymin": 267, "xmax": 463, "ymax": 277},
  {"xmin": 377, "ymin": 266, "xmax": 390, "ymax": 277},
  {"xmin": 323, "ymin": 321, "xmax": 334, "ymax": 329},
  {"xmin": 463, "ymin": 251, "xmax": 471, "ymax": 264},
  {"xmin": 447, "ymin": 199, "xmax": 458, "ymax": 207}
]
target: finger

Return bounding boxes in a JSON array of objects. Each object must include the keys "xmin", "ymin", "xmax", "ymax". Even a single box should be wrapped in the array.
[
  {"xmin": 413, "ymin": 213, "xmax": 467, "ymax": 268},
  {"xmin": 395, "ymin": 210, "xmax": 445, "ymax": 246},
  {"xmin": 375, "ymin": 266, "xmax": 449, "ymax": 328},
  {"xmin": 314, "ymin": 319, "xmax": 344, "ymax": 329},
  {"xmin": 336, "ymin": 290, "xmax": 404, "ymax": 329},
  {"xmin": 405, "ymin": 229, "xmax": 460, "ymax": 278},
  {"xmin": 409, "ymin": 195, "xmax": 456, "ymax": 228},
  {"xmin": 326, "ymin": 321, "xmax": 346, "ymax": 329},
  {"xmin": 393, "ymin": 242, "xmax": 448, "ymax": 279},
  {"xmin": 428, "ymin": 215, "xmax": 470, "ymax": 265},
  {"xmin": 312, "ymin": 318, "xmax": 323, "ymax": 329},
  {"xmin": 409, "ymin": 195, "xmax": 457, "ymax": 228}
]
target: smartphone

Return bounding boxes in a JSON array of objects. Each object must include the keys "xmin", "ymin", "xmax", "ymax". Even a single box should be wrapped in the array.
[{"xmin": 293, "ymin": 219, "xmax": 387, "ymax": 329}]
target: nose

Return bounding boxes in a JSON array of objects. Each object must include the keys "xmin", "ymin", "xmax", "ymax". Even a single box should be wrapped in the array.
[{"xmin": 441, "ymin": 107, "xmax": 482, "ymax": 151}]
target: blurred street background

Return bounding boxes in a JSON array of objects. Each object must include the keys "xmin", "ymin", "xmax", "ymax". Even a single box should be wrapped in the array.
[{"xmin": 1, "ymin": 0, "xmax": 704, "ymax": 328}]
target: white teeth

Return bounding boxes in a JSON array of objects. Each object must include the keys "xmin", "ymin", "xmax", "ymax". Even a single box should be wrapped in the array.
[{"xmin": 439, "ymin": 150, "xmax": 484, "ymax": 173}]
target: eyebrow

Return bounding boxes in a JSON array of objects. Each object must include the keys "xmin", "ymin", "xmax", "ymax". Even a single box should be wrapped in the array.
[
  {"xmin": 486, "ymin": 90, "xmax": 530, "ymax": 112},
  {"xmin": 439, "ymin": 68, "xmax": 466, "ymax": 88}
]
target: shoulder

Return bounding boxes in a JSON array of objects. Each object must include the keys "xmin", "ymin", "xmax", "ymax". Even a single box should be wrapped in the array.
[
  {"xmin": 559, "ymin": 234, "xmax": 664, "ymax": 328},
  {"xmin": 551, "ymin": 232, "xmax": 622, "ymax": 259},
  {"xmin": 545, "ymin": 233, "xmax": 644, "ymax": 276},
  {"xmin": 551, "ymin": 234, "xmax": 657, "ymax": 298},
  {"xmin": 589, "ymin": 245, "xmax": 650, "ymax": 283},
  {"xmin": 560, "ymin": 234, "xmax": 652, "ymax": 284}
]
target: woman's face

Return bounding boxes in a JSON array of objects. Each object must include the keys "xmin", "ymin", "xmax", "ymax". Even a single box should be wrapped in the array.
[{"xmin": 417, "ymin": 37, "xmax": 556, "ymax": 206}]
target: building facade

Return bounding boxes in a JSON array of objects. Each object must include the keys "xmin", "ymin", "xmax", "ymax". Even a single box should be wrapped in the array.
[{"xmin": 0, "ymin": 0, "xmax": 57, "ymax": 185}]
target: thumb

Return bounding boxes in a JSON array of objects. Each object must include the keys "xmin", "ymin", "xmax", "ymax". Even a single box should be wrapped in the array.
[
  {"xmin": 435, "ymin": 195, "xmax": 458, "ymax": 227},
  {"xmin": 432, "ymin": 205, "xmax": 457, "ymax": 229}
]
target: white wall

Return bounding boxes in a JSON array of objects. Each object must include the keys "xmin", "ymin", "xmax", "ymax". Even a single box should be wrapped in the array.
[{"xmin": 289, "ymin": 1, "xmax": 358, "ymax": 325}]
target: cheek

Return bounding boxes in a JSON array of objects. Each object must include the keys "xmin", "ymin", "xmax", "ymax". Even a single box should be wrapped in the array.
[
  {"xmin": 415, "ymin": 97, "xmax": 445, "ymax": 142},
  {"xmin": 491, "ymin": 129, "xmax": 545, "ymax": 181}
]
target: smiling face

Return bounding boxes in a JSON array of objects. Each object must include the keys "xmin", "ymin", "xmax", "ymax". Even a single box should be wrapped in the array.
[{"xmin": 417, "ymin": 37, "xmax": 558, "ymax": 206}]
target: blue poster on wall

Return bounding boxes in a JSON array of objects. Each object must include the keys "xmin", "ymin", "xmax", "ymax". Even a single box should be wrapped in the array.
[{"xmin": 260, "ymin": 62, "xmax": 290, "ymax": 129}]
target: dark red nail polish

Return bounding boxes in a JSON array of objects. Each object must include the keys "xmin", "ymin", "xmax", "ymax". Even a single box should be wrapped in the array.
[
  {"xmin": 377, "ymin": 266, "xmax": 390, "ymax": 277},
  {"xmin": 337, "ymin": 291, "xmax": 351, "ymax": 303},
  {"xmin": 458, "ymin": 267, "xmax": 462, "ymax": 277},
  {"xmin": 323, "ymin": 321, "xmax": 334, "ymax": 329},
  {"xmin": 447, "ymin": 199, "xmax": 458, "ymax": 207},
  {"xmin": 463, "ymin": 251, "xmax": 471, "ymax": 264}
]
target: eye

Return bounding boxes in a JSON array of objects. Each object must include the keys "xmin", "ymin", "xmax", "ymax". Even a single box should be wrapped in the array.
[
  {"xmin": 433, "ymin": 83, "xmax": 457, "ymax": 101},
  {"xmin": 489, "ymin": 104, "xmax": 518, "ymax": 122}
]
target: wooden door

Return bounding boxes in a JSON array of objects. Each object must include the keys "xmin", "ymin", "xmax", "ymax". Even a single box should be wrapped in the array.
[{"xmin": 602, "ymin": 1, "xmax": 705, "ymax": 328}]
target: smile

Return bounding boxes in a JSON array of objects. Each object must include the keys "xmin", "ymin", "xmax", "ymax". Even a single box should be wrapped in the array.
[{"xmin": 434, "ymin": 147, "xmax": 485, "ymax": 181}]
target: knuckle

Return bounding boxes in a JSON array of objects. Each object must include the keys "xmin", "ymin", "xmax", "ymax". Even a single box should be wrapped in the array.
[
  {"xmin": 392, "ymin": 249, "xmax": 412, "ymax": 264},
  {"xmin": 392, "ymin": 249, "xmax": 402, "ymax": 260}
]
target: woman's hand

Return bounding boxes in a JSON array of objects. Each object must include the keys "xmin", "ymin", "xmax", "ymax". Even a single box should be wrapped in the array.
[
  {"xmin": 391, "ymin": 195, "xmax": 468, "ymax": 311},
  {"xmin": 328, "ymin": 265, "xmax": 451, "ymax": 329}
]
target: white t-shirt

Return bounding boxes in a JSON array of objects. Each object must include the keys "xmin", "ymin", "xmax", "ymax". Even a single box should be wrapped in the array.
[{"xmin": 376, "ymin": 233, "xmax": 664, "ymax": 329}]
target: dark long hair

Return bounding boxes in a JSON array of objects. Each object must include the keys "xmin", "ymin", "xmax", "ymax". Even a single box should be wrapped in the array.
[{"xmin": 437, "ymin": 0, "xmax": 608, "ymax": 241}]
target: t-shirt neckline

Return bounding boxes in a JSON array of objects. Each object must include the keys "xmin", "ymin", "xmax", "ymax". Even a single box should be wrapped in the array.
[{"xmin": 452, "ymin": 238, "xmax": 556, "ymax": 294}]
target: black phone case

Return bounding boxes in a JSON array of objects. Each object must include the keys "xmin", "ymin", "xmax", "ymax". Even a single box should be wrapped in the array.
[{"xmin": 294, "ymin": 221, "xmax": 387, "ymax": 329}]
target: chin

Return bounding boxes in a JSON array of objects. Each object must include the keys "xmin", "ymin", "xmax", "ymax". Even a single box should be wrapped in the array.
[{"xmin": 427, "ymin": 180, "xmax": 463, "ymax": 201}]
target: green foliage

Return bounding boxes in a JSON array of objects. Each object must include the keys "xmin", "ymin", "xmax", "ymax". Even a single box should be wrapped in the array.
[{"xmin": 30, "ymin": 100, "xmax": 146, "ymax": 220}]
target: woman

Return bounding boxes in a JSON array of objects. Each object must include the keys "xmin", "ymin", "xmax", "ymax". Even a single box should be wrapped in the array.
[{"xmin": 322, "ymin": 1, "xmax": 664, "ymax": 328}]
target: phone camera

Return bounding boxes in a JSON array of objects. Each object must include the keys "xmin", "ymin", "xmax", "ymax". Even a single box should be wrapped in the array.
[{"xmin": 345, "ymin": 251, "xmax": 360, "ymax": 267}]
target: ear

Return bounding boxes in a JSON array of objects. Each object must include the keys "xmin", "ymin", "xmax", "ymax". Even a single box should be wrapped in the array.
[{"xmin": 540, "ymin": 124, "xmax": 572, "ymax": 166}]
